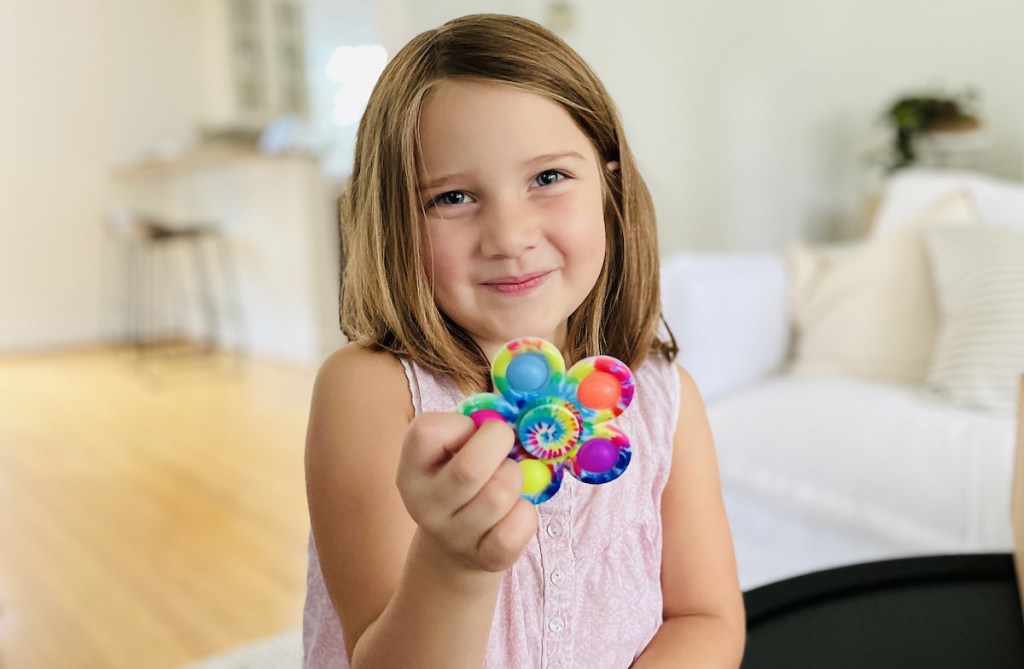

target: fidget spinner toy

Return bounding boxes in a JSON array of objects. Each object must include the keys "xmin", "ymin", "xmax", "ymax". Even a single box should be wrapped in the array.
[{"xmin": 455, "ymin": 338, "xmax": 634, "ymax": 504}]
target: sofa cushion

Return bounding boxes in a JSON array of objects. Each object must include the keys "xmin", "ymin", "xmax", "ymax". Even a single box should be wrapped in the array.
[
  {"xmin": 708, "ymin": 375, "xmax": 1016, "ymax": 551},
  {"xmin": 788, "ymin": 192, "xmax": 977, "ymax": 382},
  {"xmin": 923, "ymin": 225, "xmax": 1024, "ymax": 415}
]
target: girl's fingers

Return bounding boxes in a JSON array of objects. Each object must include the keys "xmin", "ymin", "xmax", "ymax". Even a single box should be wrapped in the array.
[
  {"xmin": 399, "ymin": 413, "xmax": 477, "ymax": 476},
  {"xmin": 398, "ymin": 413, "xmax": 533, "ymax": 570},
  {"xmin": 450, "ymin": 456, "xmax": 523, "ymax": 536},
  {"xmin": 476, "ymin": 497, "xmax": 539, "ymax": 572},
  {"xmin": 398, "ymin": 413, "xmax": 477, "ymax": 528},
  {"xmin": 399, "ymin": 413, "xmax": 516, "ymax": 520},
  {"xmin": 439, "ymin": 420, "xmax": 516, "ymax": 511}
]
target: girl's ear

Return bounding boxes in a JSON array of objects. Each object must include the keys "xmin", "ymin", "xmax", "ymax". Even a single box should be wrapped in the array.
[{"xmin": 606, "ymin": 160, "xmax": 620, "ymax": 173}]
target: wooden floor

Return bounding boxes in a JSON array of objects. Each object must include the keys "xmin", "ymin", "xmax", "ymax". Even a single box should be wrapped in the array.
[{"xmin": 0, "ymin": 348, "xmax": 318, "ymax": 669}]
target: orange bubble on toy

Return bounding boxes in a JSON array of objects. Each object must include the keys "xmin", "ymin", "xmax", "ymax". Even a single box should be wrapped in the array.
[{"xmin": 577, "ymin": 371, "xmax": 622, "ymax": 410}]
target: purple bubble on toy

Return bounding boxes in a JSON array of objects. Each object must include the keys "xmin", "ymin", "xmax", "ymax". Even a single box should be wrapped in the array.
[{"xmin": 575, "ymin": 438, "xmax": 618, "ymax": 473}]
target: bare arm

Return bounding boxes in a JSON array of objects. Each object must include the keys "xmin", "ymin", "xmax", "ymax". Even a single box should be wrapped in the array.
[
  {"xmin": 632, "ymin": 366, "xmax": 746, "ymax": 668},
  {"xmin": 305, "ymin": 345, "xmax": 535, "ymax": 668}
]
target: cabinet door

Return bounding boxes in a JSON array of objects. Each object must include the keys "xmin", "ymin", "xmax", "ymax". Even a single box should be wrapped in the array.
[
  {"xmin": 270, "ymin": 0, "xmax": 307, "ymax": 116},
  {"xmin": 202, "ymin": 0, "xmax": 307, "ymax": 131},
  {"xmin": 228, "ymin": 0, "xmax": 269, "ymax": 120}
]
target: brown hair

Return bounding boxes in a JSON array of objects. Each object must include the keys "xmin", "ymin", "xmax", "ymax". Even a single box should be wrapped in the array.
[{"xmin": 340, "ymin": 13, "xmax": 677, "ymax": 391}]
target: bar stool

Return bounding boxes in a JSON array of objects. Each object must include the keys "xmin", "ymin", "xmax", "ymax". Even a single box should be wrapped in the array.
[{"xmin": 105, "ymin": 207, "xmax": 245, "ymax": 362}]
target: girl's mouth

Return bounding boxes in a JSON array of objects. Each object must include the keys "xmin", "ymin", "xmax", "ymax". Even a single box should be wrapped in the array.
[{"xmin": 483, "ymin": 271, "xmax": 552, "ymax": 295}]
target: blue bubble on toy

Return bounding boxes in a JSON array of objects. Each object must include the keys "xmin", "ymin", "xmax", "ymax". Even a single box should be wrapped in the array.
[{"xmin": 506, "ymin": 353, "xmax": 549, "ymax": 393}]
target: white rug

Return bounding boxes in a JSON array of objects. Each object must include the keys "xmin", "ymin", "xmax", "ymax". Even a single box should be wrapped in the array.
[{"xmin": 180, "ymin": 629, "xmax": 302, "ymax": 669}]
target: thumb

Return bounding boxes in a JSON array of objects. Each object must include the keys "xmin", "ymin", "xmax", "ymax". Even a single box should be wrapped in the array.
[{"xmin": 401, "ymin": 412, "xmax": 478, "ymax": 474}]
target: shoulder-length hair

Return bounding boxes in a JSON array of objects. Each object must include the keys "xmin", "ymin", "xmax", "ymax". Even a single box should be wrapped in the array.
[{"xmin": 340, "ymin": 13, "xmax": 677, "ymax": 392}]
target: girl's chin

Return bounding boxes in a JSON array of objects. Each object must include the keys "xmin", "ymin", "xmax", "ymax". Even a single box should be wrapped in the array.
[{"xmin": 474, "ymin": 325, "xmax": 568, "ymax": 358}]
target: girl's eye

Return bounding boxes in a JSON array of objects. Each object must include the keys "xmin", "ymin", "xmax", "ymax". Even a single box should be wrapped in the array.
[
  {"xmin": 534, "ymin": 170, "xmax": 565, "ymax": 187},
  {"xmin": 433, "ymin": 191, "xmax": 470, "ymax": 207}
]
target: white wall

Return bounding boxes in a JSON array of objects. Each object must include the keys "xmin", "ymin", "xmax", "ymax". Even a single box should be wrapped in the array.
[
  {"xmin": 382, "ymin": 0, "xmax": 1024, "ymax": 250},
  {"xmin": 0, "ymin": 0, "xmax": 205, "ymax": 352},
  {"xmin": 2, "ymin": 0, "xmax": 1022, "ymax": 355}
]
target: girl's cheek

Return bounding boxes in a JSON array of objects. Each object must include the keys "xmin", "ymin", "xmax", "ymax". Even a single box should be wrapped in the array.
[{"xmin": 549, "ymin": 191, "xmax": 605, "ymax": 240}]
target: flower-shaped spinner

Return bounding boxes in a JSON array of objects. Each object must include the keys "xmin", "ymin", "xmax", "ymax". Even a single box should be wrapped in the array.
[{"xmin": 456, "ymin": 338, "xmax": 634, "ymax": 504}]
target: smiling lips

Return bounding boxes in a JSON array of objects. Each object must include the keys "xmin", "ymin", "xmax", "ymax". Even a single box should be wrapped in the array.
[{"xmin": 482, "ymin": 270, "xmax": 552, "ymax": 295}]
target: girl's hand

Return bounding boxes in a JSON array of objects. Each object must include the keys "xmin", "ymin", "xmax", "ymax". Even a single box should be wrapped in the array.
[{"xmin": 397, "ymin": 413, "xmax": 537, "ymax": 573}]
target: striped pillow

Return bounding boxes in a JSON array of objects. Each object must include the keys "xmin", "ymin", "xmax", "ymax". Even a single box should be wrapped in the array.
[{"xmin": 923, "ymin": 225, "xmax": 1024, "ymax": 414}]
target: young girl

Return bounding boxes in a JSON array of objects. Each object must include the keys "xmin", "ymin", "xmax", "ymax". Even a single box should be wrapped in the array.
[{"xmin": 304, "ymin": 13, "xmax": 744, "ymax": 669}]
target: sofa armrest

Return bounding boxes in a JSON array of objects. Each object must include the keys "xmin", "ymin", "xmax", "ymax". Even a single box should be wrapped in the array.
[{"xmin": 660, "ymin": 250, "xmax": 791, "ymax": 401}]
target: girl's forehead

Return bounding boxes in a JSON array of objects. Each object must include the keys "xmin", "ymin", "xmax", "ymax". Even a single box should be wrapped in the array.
[
  {"xmin": 419, "ymin": 79, "xmax": 555, "ymax": 126},
  {"xmin": 415, "ymin": 79, "xmax": 599, "ymax": 178}
]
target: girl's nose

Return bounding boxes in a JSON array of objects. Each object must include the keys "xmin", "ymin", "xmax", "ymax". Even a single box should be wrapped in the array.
[{"xmin": 479, "ymin": 198, "xmax": 541, "ymax": 258}]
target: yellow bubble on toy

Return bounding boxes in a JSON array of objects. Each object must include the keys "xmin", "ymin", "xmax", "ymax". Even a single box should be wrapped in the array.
[{"xmin": 518, "ymin": 459, "xmax": 551, "ymax": 496}]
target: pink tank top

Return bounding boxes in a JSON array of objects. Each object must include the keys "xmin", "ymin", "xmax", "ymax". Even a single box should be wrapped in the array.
[{"xmin": 303, "ymin": 355, "xmax": 680, "ymax": 669}]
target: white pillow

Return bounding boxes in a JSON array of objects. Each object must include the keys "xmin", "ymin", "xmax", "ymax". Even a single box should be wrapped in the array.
[
  {"xmin": 660, "ymin": 251, "xmax": 790, "ymax": 401},
  {"xmin": 789, "ymin": 191, "xmax": 978, "ymax": 382},
  {"xmin": 923, "ymin": 225, "xmax": 1024, "ymax": 415}
]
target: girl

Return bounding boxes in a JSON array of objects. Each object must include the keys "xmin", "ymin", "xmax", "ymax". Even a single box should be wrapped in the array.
[{"xmin": 304, "ymin": 13, "xmax": 744, "ymax": 669}]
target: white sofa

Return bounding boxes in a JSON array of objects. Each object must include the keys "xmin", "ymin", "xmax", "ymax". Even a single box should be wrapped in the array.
[{"xmin": 660, "ymin": 169, "xmax": 1024, "ymax": 589}]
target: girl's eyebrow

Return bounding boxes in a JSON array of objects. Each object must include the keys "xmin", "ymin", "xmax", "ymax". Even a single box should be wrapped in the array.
[
  {"xmin": 417, "ymin": 151, "xmax": 587, "ymax": 192},
  {"xmin": 418, "ymin": 173, "xmax": 467, "ymax": 192},
  {"xmin": 524, "ymin": 150, "xmax": 586, "ymax": 168}
]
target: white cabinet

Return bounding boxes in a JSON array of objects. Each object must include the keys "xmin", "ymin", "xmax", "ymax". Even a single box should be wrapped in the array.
[{"xmin": 199, "ymin": 0, "xmax": 308, "ymax": 132}]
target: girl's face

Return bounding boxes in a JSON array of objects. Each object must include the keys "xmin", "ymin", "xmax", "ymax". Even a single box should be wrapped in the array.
[{"xmin": 416, "ymin": 79, "xmax": 609, "ymax": 361}]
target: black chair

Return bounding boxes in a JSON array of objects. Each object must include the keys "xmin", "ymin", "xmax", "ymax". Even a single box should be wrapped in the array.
[{"xmin": 105, "ymin": 207, "xmax": 245, "ymax": 362}]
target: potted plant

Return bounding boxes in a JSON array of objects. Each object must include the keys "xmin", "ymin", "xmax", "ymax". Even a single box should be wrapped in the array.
[{"xmin": 883, "ymin": 89, "xmax": 980, "ymax": 171}]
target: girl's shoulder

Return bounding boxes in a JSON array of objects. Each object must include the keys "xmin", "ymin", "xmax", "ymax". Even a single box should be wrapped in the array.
[
  {"xmin": 319, "ymin": 340, "xmax": 399, "ymax": 373},
  {"xmin": 313, "ymin": 342, "xmax": 414, "ymax": 423}
]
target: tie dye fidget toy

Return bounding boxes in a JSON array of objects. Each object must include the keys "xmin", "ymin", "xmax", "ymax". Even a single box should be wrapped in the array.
[{"xmin": 456, "ymin": 338, "xmax": 634, "ymax": 504}]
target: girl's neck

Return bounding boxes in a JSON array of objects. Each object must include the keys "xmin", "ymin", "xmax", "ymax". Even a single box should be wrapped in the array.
[{"xmin": 473, "ymin": 323, "xmax": 569, "ymax": 364}]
